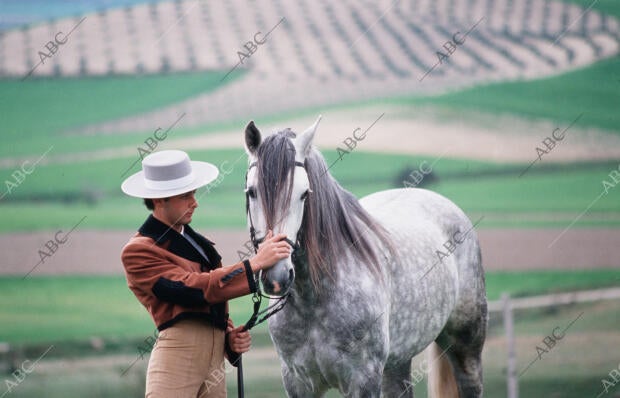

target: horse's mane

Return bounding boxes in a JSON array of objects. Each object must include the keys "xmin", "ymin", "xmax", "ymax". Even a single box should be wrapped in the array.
[{"xmin": 255, "ymin": 130, "xmax": 395, "ymax": 289}]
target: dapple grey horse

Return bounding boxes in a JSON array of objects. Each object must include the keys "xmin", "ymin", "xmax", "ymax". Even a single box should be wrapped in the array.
[{"xmin": 243, "ymin": 116, "xmax": 487, "ymax": 397}]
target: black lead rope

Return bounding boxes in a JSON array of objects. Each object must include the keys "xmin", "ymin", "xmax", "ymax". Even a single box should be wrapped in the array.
[
  {"xmin": 236, "ymin": 273, "xmax": 290, "ymax": 398},
  {"xmin": 242, "ymin": 276, "xmax": 290, "ymax": 332}
]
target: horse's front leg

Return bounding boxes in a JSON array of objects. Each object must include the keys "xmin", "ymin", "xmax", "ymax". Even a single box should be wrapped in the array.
[
  {"xmin": 281, "ymin": 363, "xmax": 327, "ymax": 398},
  {"xmin": 336, "ymin": 353, "xmax": 385, "ymax": 398},
  {"xmin": 340, "ymin": 374, "xmax": 383, "ymax": 398}
]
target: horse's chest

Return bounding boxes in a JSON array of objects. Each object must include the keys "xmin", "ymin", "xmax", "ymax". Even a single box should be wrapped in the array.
[{"xmin": 274, "ymin": 323, "xmax": 379, "ymax": 387}]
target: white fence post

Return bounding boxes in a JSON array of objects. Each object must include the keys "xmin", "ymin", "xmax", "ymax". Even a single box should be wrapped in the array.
[{"xmin": 502, "ymin": 292, "xmax": 518, "ymax": 398}]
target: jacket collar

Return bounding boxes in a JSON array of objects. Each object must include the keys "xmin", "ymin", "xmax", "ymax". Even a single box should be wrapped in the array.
[{"xmin": 138, "ymin": 214, "xmax": 222, "ymax": 270}]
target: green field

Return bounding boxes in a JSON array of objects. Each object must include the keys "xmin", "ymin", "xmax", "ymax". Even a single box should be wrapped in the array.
[
  {"xmin": 1, "ymin": 269, "xmax": 619, "ymax": 344},
  {"xmin": 2, "ymin": 54, "xmax": 620, "ymax": 232},
  {"xmin": 0, "ymin": 272, "xmax": 618, "ymax": 398},
  {"xmin": 0, "ymin": 149, "xmax": 619, "ymax": 231},
  {"xmin": 399, "ymin": 56, "xmax": 620, "ymax": 134},
  {"xmin": 1, "ymin": 0, "xmax": 618, "ymax": 152},
  {"xmin": 0, "ymin": 70, "xmax": 245, "ymax": 157},
  {"xmin": 1, "ymin": 0, "xmax": 619, "ymax": 232},
  {"xmin": 566, "ymin": 0, "xmax": 620, "ymax": 18},
  {"xmin": 1, "ymin": 1, "xmax": 618, "ymax": 397},
  {"xmin": 394, "ymin": 0, "xmax": 620, "ymax": 133}
]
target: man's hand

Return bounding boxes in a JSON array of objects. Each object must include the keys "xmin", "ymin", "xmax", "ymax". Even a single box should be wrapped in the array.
[
  {"xmin": 249, "ymin": 230, "xmax": 291, "ymax": 272},
  {"xmin": 227, "ymin": 319, "xmax": 251, "ymax": 354}
]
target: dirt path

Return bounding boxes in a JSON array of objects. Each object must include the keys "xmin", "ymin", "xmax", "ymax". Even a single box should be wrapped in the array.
[
  {"xmin": 1, "ymin": 227, "xmax": 618, "ymax": 276},
  {"xmin": 3, "ymin": 106, "xmax": 620, "ymax": 170}
]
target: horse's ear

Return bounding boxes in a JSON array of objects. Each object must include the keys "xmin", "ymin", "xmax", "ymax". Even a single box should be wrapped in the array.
[
  {"xmin": 296, "ymin": 115, "xmax": 322, "ymax": 158},
  {"xmin": 245, "ymin": 121, "xmax": 261, "ymax": 155}
]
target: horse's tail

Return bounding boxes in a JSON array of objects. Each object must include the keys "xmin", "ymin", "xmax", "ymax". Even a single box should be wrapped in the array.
[{"xmin": 427, "ymin": 342, "xmax": 458, "ymax": 398}]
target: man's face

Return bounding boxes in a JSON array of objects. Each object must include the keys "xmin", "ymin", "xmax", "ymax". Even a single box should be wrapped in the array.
[{"xmin": 153, "ymin": 190, "xmax": 198, "ymax": 229}]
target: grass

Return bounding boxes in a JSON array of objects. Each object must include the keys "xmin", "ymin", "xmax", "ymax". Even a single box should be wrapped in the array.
[
  {"xmin": 1, "ymin": 150, "xmax": 619, "ymax": 231},
  {"xmin": 0, "ymin": 70, "xmax": 245, "ymax": 157},
  {"xmin": 0, "ymin": 1, "xmax": 616, "ymax": 161},
  {"xmin": 1, "ymin": 1, "xmax": 618, "ymax": 395},
  {"xmin": 563, "ymin": 0, "xmax": 620, "ymax": 18},
  {"xmin": 0, "ymin": 16, "xmax": 618, "ymax": 163},
  {"xmin": 1, "ymin": 269, "xmax": 619, "ymax": 345},
  {"xmin": 485, "ymin": 269, "xmax": 620, "ymax": 300},
  {"xmin": 1, "ymin": 296, "xmax": 618, "ymax": 398},
  {"xmin": 0, "ymin": 0, "xmax": 617, "ymax": 234},
  {"xmin": 0, "ymin": 320, "xmax": 619, "ymax": 398},
  {"xmin": 398, "ymin": 56, "xmax": 620, "ymax": 134},
  {"xmin": 386, "ymin": 0, "xmax": 620, "ymax": 134}
]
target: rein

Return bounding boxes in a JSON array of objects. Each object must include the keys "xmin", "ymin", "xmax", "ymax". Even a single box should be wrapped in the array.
[
  {"xmin": 241, "ymin": 281, "xmax": 289, "ymax": 331},
  {"xmin": 236, "ymin": 274, "xmax": 289, "ymax": 398}
]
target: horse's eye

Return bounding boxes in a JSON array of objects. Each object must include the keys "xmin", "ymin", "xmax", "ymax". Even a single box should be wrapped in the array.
[
  {"xmin": 246, "ymin": 187, "xmax": 257, "ymax": 199},
  {"xmin": 301, "ymin": 189, "xmax": 310, "ymax": 201}
]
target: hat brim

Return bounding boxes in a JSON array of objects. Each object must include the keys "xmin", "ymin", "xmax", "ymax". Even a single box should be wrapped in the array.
[{"xmin": 121, "ymin": 161, "xmax": 220, "ymax": 199}]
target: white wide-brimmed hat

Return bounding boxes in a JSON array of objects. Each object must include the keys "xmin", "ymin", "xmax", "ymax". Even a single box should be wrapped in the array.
[{"xmin": 121, "ymin": 150, "xmax": 219, "ymax": 199}]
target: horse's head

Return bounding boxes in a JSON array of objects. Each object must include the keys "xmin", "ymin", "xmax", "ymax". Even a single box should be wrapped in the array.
[{"xmin": 243, "ymin": 116, "xmax": 321, "ymax": 296}]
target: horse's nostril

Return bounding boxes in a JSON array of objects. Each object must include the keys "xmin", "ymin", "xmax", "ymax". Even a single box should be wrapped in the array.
[{"xmin": 263, "ymin": 278, "xmax": 274, "ymax": 291}]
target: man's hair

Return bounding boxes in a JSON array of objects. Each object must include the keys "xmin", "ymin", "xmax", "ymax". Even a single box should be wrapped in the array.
[
  {"xmin": 143, "ymin": 199, "xmax": 154, "ymax": 210},
  {"xmin": 144, "ymin": 196, "xmax": 173, "ymax": 210}
]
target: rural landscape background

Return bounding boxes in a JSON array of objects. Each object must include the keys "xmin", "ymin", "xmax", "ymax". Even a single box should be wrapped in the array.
[{"xmin": 0, "ymin": 0, "xmax": 619, "ymax": 397}]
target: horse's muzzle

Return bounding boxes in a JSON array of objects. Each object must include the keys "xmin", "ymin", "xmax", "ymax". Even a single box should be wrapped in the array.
[{"xmin": 261, "ymin": 260, "xmax": 295, "ymax": 296}]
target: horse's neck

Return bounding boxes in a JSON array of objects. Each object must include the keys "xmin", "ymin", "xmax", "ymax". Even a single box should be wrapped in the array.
[
  {"xmin": 291, "ymin": 255, "xmax": 316, "ymax": 302},
  {"xmin": 291, "ymin": 252, "xmax": 332, "ymax": 306}
]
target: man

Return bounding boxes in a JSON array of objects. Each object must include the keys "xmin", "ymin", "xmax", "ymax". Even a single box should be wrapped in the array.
[{"xmin": 120, "ymin": 150, "xmax": 290, "ymax": 397}]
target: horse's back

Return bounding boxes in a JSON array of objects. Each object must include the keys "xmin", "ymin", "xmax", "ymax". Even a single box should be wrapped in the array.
[
  {"xmin": 359, "ymin": 188, "xmax": 485, "ymax": 361},
  {"xmin": 360, "ymin": 188, "xmax": 480, "ymax": 277},
  {"xmin": 360, "ymin": 188, "xmax": 473, "ymax": 233},
  {"xmin": 360, "ymin": 187, "xmax": 484, "ymax": 290}
]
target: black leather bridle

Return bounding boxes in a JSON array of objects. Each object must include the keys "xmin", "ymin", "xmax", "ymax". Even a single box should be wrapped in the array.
[
  {"xmin": 241, "ymin": 159, "xmax": 309, "ymax": 323},
  {"xmin": 237, "ymin": 160, "xmax": 308, "ymax": 398}
]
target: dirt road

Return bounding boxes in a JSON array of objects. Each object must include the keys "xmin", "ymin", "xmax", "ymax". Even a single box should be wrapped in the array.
[{"xmin": 2, "ymin": 227, "xmax": 618, "ymax": 276}]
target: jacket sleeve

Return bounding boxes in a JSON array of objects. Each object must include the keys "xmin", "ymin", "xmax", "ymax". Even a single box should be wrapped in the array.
[{"xmin": 121, "ymin": 238, "xmax": 257, "ymax": 305}]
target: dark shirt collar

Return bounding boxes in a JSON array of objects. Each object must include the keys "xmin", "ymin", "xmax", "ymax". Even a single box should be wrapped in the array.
[{"xmin": 138, "ymin": 214, "xmax": 222, "ymax": 270}]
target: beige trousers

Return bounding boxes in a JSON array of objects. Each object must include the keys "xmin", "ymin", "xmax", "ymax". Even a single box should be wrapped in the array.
[{"xmin": 145, "ymin": 319, "xmax": 227, "ymax": 398}]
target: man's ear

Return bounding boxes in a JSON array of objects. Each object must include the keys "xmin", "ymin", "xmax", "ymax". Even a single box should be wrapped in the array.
[
  {"xmin": 152, "ymin": 197, "xmax": 168, "ymax": 208},
  {"xmin": 245, "ymin": 121, "xmax": 262, "ymax": 155}
]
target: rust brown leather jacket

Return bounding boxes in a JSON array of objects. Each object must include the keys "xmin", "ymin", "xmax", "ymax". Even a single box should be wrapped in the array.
[{"xmin": 121, "ymin": 215, "xmax": 257, "ymax": 365}]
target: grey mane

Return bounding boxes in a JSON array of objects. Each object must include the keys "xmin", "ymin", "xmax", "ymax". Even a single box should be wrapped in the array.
[{"xmin": 255, "ymin": 130, "xmax": 395, "ymax": 289}]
